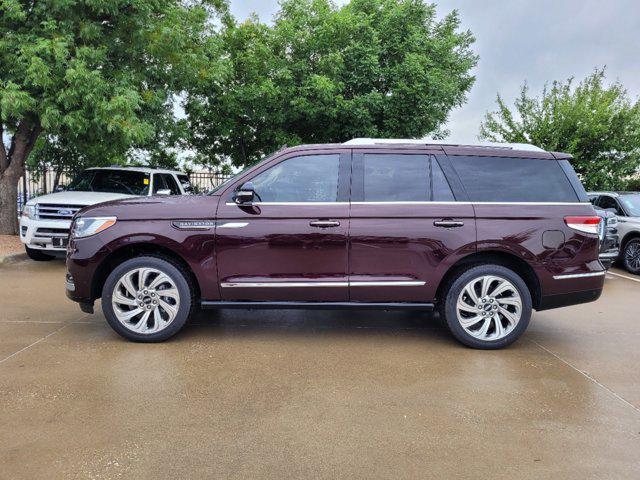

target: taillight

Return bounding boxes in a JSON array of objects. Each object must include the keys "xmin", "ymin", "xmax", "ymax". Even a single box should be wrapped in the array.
[{"xmin": 564, "ymin": 216, "xmax": 601, "ymax": 235}]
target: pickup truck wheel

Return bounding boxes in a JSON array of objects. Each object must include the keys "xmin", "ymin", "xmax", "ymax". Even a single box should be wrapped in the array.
[
  {"xmin": 440, "ymin": 265, "xmax": 532, "ymax": 349},
  {"xmin": 102, "ymin": 256, "xmax": 193, "ymax": 342},
  {"xmin": 25, "ymin": 246, "xmax": 55, "ymax": 261},
  {"xmin": 623, "ymin": 238, "xmax": 640, "ymax": 274}
]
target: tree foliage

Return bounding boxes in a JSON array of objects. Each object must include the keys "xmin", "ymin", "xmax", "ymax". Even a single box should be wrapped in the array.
[
  {"xmin": 0, "ymin": 0, "xmax": 224, "ymax": 233},
  {"xmin": 479, "ymin": 69, "xmax": 640, "ymax": 190},
  {"xmin": 185, "ymin": 0, "xmax": 477, "ymax": 168}
]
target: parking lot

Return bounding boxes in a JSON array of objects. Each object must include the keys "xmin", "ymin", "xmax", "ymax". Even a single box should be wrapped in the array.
[{"xmin": 1, "ymin": 255, "xmax": 639, "ymax": 479}]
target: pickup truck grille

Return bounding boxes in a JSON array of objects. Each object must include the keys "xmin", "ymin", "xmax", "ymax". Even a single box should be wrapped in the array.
[
  {"xmin": 33, "ymin": 228, "xmax": 70, "ymax": 239},
  {"xmin": 36, "ymin": 203, "xmax": 84, "ymax": 220}
]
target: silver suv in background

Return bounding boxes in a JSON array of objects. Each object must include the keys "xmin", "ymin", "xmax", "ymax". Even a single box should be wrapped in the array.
[
  {"xmin": 589, "ymin": 191, "xmax": 640, "ymax": 274},
  {"xmin": 20, "ymin": 167, "xmax": 192, "ymax": 261}
]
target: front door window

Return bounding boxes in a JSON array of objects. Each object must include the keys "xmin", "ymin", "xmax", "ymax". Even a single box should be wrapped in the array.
[{"xmin": 249, "ymin": 154, "xmax": 340, "ymax": 202}]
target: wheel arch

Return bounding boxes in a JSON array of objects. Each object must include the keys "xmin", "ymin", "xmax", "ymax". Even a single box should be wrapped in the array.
[
  {"xmin": 620, "ymin": 230, "xmax": 640, "ymax": 250},
  {"xmin": 91, "ymin": 243, "xmax": 201, "ymax": 301},
  {"xmin": 436, "ymin": 250, "xmax": 541, "ymax": 309}
]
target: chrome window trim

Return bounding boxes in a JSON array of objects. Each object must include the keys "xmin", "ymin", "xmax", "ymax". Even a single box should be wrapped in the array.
[
  {"xmin": 221, "ymin": 280, "xmax": 426, "ymax": 288},
  {"xmin": 552, "ymin": 271, "xmax": 606, "ymax": 280}
]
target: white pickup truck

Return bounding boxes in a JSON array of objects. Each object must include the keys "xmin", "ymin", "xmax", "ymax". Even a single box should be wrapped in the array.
[{"xmin": 20, "ymin": 167, "xmax": 192, "ymax": 260}]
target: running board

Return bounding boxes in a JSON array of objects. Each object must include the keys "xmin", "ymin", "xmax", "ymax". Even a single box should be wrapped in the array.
[{"xmin": 200, "ymin": 301, "xmax": 435, "ymax": 311}]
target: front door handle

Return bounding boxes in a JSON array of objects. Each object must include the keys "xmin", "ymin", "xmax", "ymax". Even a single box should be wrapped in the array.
[
  {"xmin": 310, "ymin": 220, "xmax": 340, "ymax": 228},
  {"xmin": 434, "ymin": 219, "xmax": 464, "ymax": 228}
]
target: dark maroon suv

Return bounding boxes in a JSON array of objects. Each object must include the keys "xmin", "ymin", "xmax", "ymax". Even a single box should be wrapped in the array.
[{"xmin": 65, "ymin": 139, "xmax": 605, "ymax": 348}]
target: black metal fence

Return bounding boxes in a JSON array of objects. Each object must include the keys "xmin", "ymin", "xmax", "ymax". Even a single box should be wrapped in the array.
[{"xmin": 17, "ymin": 168, "xmax": 232, "ymax": 212}]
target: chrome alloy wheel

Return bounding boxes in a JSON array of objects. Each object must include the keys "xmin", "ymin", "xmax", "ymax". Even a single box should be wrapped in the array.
[
  {"xmin": 456, "ymin": 275, "xmax": 522, "ymax": 341},
  {"xmin": 625, "ymin": 241, "xmax": 640, "ymax": 271},
  {"xmin": 111, "ymin": 267, "xmax": 180, "ymax": 334}
]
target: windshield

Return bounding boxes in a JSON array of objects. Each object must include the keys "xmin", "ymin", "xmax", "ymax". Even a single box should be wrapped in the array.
[
  {"xmin": 67, "ymin": 170, "xmax": 150, "ymax": 196},
  {"xmin": 619, "ymin": 194, "xmax": 640, "ymax": 216}
]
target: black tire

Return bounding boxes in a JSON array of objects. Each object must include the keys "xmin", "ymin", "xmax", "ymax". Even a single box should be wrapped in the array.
[
  {"xmin": 25, "ymin": 246, "xmax": 55, "ymax": 261},
  {"xmin": 622, "ymin": 238, "xmax": 640, "ymax": 275},
  {"xmin": 101, "ymin": 255, "xmax": 194, "ymax": 342},
  {"xmin": 439, "ymin": 264, "xmax": 532, "ymax": 349}
]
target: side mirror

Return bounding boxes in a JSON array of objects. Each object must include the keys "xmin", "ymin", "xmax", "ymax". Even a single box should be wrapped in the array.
[
  {"xmin": 54, "ymin": 184, "xmax": 66, "ymax": 192},
  {"xmin": 156, "ymin": 189, "xmax": 172, "ymax": 196},
  {"xmin": 233, "ymin": 182, "xmax": 256, "ymax": 204}
]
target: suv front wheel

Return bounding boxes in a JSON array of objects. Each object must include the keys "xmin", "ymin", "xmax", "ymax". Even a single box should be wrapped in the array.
[
  {"xmin": 622, "ymin": 238, "xmax": 640, "ymax": 275},
  {"xmin": 440, "ymin": 265, "xmax": 532, "ymax": 349},
  {"xmin": 101, "ymin": 256, "xmax": 194, "ymax": 342}
]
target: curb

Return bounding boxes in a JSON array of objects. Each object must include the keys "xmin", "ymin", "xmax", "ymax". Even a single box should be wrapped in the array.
[{"xmin": 0, "ymin": 252, "xmax": 27, "ymax": 266}]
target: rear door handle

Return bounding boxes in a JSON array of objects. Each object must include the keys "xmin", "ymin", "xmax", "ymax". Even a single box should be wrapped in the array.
[
  {"xmin": 310, "ymin": 220, "xmax": 340, "ymax": 228},
  {"xmin": 433, "ymin": 220, "xmax": 464, "ymax": 228}
]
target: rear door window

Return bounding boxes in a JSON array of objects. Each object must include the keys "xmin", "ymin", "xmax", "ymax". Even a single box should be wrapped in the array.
[
  {"xmin": 359, "ymin": 154, "xmax": 455, "ymax": 202},
  {"xmin": 363, "ymin": 154, "xmax": 430, "ymax": 201},
  {"xmin": 431, "ymin": 158, "xmax": 455, "ymax": 201},
  {"xmin": 450, "ymin": 156, "xmax": 579, "ymax": 202}
]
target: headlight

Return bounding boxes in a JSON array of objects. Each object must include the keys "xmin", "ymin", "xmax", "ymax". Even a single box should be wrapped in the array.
[
  {"xmin": 71, "ymin": 216, "xmax": 117, "ymax": 238},
  {"xmin": 21, "ymin": 204, "xmax": 36, "ymax": 219}
]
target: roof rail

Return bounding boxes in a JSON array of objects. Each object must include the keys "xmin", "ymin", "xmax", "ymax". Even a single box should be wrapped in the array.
[{"xmin": 342, "ymin": 138, "xmax": 545, "ymax": 152}]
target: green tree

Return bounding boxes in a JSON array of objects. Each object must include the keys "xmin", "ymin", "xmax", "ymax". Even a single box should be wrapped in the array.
[
  {"xmin": 0, "ymin": 0, "xmax": 224, "ymax": 234},
  {"xmin": 185, "ymin": 0, "xmax": 477, "ymax": 168},
  {"xmin": 479, "ymin": 69, "xmax": 640, "ymax": 190}
]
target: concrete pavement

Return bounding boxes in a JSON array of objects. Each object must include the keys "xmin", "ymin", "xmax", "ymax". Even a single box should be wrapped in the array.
[{"xmin": 1, "ymin": 257, "xmax": 639, "ymax": 479}]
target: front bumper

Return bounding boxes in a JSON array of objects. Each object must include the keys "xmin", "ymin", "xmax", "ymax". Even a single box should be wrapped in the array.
[{"xmin": 20, "ymin": 216, "xmax": 71, "ymax": 252}]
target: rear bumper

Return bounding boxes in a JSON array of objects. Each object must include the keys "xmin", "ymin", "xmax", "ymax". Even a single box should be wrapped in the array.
[{"xmin": 538, "ymin": 287, "xmax": 603, "ymax": 311}]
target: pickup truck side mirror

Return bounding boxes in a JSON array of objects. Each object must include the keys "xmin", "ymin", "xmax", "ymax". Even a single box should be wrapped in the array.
[
  {"xmin": 54, "ymin": 184, "xmax": 66, "ymax": 193},
  {"xmin": 156, "ymin": 189, "xmax": 172, "ymax": 196},
  {"xmin": 233, "ymin": 182, "xmax": 256, "ymax": 205}
]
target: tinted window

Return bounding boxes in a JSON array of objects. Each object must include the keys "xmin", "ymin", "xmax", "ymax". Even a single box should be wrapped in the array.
[
  {"xmin": 431, "ymin": 158, "xmax": 455, "ymax": 201},
  {"xmin": 450, "ymin": 156, "xmax": 579, "ymax": 202},
  {"xmin": 363, "ymin": 154, "xmax": 429, "ymax": 201},
  {"xmin": 249, "ymin": 154, "xmax": 340, "ymax": 202},
  {"xmin": 177, "ymin": 174, "xmax": 193, "ymax": 194},
  {"xmin": 163, "ymin": 174, "xmax": 181, "ymax": 195},
  {"xmin": 67, "ymin": 169, "xmax": 150, "ymax": 196},
  {"xmin": 152, "ymin": 174, "xmax": 166, "ymax": 194}
]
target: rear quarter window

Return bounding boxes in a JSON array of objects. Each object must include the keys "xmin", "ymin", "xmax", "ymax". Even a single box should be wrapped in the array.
[{"xmin": 450, "ymin": 156, "xmax": 580, "ymax": 202}]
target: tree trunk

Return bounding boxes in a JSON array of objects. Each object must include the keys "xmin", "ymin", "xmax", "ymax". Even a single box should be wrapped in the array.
[
  {"xmin": 0, "ymin": 172, "xmax": 20, "ymax": 235},
  {"xmin": 0, "ymin": 119, "xmax": 42, "ymax": 235}
]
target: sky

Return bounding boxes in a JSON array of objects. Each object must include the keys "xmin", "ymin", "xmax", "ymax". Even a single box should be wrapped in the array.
[{"xmin": 229, "ymin": 0, "xmax": 640, "ymax": 143}]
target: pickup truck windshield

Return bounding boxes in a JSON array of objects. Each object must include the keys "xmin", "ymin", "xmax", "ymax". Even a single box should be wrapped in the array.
[{"xmin": 67, "ymin": 170, "xmax": 150, "ymax": 196}]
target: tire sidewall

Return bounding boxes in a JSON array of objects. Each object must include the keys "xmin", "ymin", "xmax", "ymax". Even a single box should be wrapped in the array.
[
  {"xmin": 623, "ymin": 239, "xmax": 640, "ymax": 274},
  {"xmin": 443, "ymin": 265, "xmax": 532, "ymax": 349},
  {"xmin": 102, "ymin": 256, "xmax": 192, "ymax": 342}
]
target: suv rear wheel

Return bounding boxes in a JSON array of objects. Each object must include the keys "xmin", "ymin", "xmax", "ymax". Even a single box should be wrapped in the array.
[
  {"xmin": 101, "ymin": 256, "xmax": 194, "ymax": 342},
  {"xmin": 622, "ymin": 238, "xmax": 640, "ymax": 275},
  {"xmin": 440, "ymin": 265, "xmax": 532, "ymax": 349}
]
